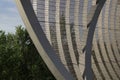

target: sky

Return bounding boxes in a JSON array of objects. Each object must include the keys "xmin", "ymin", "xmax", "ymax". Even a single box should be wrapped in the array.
[{"xmin": 0, "ymin": 0, "xmax": 24, "ymax": 33}]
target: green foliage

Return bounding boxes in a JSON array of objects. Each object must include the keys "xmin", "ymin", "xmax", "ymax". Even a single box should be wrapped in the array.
[{"xmin": 0, "ymin": 26, "xmax": 55, "ymax": 80}]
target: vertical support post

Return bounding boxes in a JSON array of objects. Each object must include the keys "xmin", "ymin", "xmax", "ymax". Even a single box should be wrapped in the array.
[{"xmin": 83, "ymin": 0, "xmax": 106, "ymax": 80}]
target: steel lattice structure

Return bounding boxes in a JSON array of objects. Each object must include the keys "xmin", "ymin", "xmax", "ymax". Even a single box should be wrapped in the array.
[{"xmin": 15, "ymin": 0, "xmax": 120, "ymax": 80}]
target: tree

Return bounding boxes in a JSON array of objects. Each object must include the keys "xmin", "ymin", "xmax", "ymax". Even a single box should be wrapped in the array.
[{"xmin": 0, "ymin": 26, "xmax": 55, "ymax": 80}]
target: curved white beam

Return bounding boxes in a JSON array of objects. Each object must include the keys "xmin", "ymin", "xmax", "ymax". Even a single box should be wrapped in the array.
[{"xmin": 14, "ymin": 0, "xmax": 74, "ymax": 80}]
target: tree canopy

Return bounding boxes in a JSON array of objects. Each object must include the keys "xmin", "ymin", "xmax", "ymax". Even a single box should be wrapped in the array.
[{"xmin": 0, "ymin": 25, "xmax": 55, "ymax": 80}]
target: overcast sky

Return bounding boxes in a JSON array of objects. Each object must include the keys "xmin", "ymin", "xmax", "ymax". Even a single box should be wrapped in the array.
[{"xmin": 0, "ymin": 0, "xmax": 24, "ymax": 33}]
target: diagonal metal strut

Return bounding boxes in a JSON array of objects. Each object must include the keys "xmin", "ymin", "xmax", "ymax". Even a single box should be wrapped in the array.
[{"xmin": 83, "ymin": 0, "xmax": 106, "ymax": 80}]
